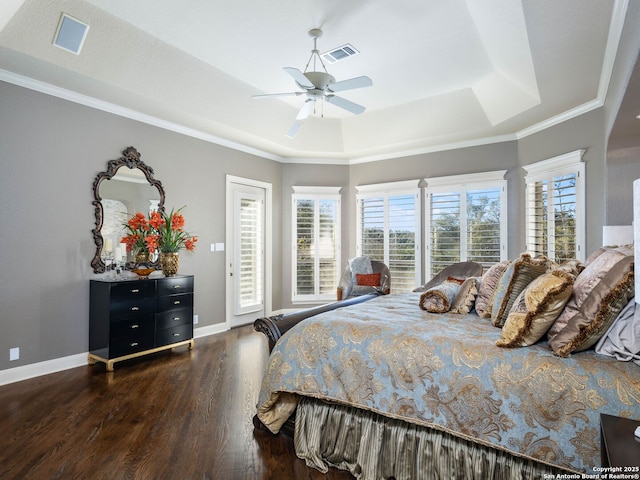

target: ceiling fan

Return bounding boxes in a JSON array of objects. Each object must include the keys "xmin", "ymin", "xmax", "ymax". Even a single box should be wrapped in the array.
[{"xmin": 252, "ymin": 28, "xmax": 373, "ymax": 138}]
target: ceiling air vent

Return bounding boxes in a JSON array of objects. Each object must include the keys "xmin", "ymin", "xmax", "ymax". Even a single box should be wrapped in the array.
[
  {"xmin": 320, "ymin": 44, "xmax": 360, "ymax": 64},
  {"xmin": 53, "ymin": 13, "xmax": 89, "ymax": 55}
]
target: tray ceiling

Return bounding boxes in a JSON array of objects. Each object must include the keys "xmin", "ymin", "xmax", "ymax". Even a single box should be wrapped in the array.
[{"xmin": 0, "ymin": 0, "xmax": 627, "ymax": 163}]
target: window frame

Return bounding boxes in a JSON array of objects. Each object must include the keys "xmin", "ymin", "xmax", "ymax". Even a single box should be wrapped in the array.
[
  {"xmin": 355, "ymin": 179, "xmax": 422, "ymax": 293},
  {"xmin": 291, "ymin": 186, "xmax": 342, "ymax": 304},
  {"xmin": 523, "ymin": 149, "xmax": 585, "ymax": 262},
  {"xmin": 424, "ymin": 170, "xmax": 508, "ymax": 277}
]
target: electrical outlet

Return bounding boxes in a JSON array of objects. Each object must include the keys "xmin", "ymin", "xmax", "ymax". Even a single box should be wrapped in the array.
[
  {"xmin": 9, "ymin": 347, "xmax": 19, "ymax": 361},
  {"xmin": 193, "ymin": 314, "xmax": 199, "ymax": 325}
]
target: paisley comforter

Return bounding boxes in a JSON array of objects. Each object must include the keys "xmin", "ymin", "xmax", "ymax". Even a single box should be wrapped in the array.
[{"xmin": 257, "ymin": 292, "xmax": 640, "ymax": 473}]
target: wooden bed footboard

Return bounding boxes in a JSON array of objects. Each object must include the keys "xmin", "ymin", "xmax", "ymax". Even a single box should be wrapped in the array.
[{"xmin": 254, "ymin": 293, "xmax": 380, "ymax": 353}]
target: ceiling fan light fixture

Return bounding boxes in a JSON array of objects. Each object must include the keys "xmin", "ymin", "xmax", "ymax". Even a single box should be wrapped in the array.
[{"xmin": 253, "ymin": 27, "xmax": 372, "ymax": 138}]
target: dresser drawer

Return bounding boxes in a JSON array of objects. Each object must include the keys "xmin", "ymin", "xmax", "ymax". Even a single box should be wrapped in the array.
[
  {"xmin": 156, "ymin": 323, "xmax": 193, "ymax": 347},
  {"xmin": 156, "ymin": 308, "xmax": 192, "ymax": 329},
  {"xmin": 156, "ymin": 293, "xmax": 193, "ymax": 312},
  {"xmin": 110, "ymin": 297, "xmax": 155, "ymax": 320},
  {"xmin": 109, "ymin": 329, "xmax": 155, "ymax": 358},
  {"xmin": 111, "ymin": 281, "xmax": 156, "ymax": 300},
  {"xmin": 157, "ymin": 277, "xmax": 194, "ymax": 296},
  {"xmin": 110, "ymin": 315, "xmax": 155, "ymax": 340}
]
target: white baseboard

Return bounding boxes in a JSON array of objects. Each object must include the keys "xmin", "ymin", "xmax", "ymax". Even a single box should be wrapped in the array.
[
  {"xmin": 194, "ymin": 323, "xmax": 228, "ymax": 338},
  {"xmin": 0, "ymin": 324, "xmax": 229, "ymax": 387},
  {"xmin": 0, "ymin": 353, "xmax": 88, "ymax": 386}
]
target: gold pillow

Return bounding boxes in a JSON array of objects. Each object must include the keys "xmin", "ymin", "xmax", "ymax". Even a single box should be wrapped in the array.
[
  {"xmin": 489, "ymin": 253, "xmax": 549, "ymax": 327},
  {"xmin": 496, "ymin": 270, "xmax": 574, "ymax": 348}
]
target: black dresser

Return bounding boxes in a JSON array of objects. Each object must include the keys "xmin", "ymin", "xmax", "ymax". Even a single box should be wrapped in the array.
[{"xmin": 89, "ymin": 275, "xmax": 194, "ymax": 371}]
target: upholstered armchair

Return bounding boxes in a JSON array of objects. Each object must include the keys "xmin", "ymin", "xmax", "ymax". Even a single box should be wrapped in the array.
[
  {"xmin": 337, "ymin": 257, "xmax": 391, "ymax": 300},
  {"xmin": 413, "ymin": 261, "xmax": 484, "ymax": 292}
]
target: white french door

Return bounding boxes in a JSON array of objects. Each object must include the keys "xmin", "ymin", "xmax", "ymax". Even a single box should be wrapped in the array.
[{"xmin": 226, "ymin": 177, "xmax": 270, "ymax": 328}]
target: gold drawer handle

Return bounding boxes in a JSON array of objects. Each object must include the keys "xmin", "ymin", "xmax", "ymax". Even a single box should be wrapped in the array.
[
  {"xmin": 130, "ymin": 289, "xmax": 140, "ymax": 293},
  {"xmin": 131, "ymin": 306, "xmax": 139, "ymax": 311},
  {"xmin": 173, "ymin": 317, "xmax": 180, "ymax": 321},
  {"xmin": 173, "ymin": 300, "xmax": 181, "ymax": 305},
  {"xmin": 130, "ymin": 342, "xmax": 139, "ymax": 347},
  {"xmin": 131, "ymin": 324, "xmax": 139, "ymax": 329},
  {"xmin": 173, "ymin": 333, "xmax": 180, "ymax": 337},
  {"xmin": 173, "ymin": 285, "xmax": 181, "ymax": 289}
]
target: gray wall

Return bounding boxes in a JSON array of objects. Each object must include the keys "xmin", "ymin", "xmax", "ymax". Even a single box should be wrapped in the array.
[{"xmin": 0, "ymin": 81, "xmax": 283, "ymax": 371}]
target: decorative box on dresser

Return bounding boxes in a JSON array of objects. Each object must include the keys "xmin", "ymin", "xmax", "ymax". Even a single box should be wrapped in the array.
[{"xmin": 89, "ymin": 275, "xmax": 194, "ymax": 371}]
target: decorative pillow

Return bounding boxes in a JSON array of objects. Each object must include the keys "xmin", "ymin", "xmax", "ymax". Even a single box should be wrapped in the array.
[
  {"xmin": 419, "ymin": 280, "xmax": 462, "ymax": 313},
  {"xmin": 490, "ymin": 253, "xmax": 549, "ymax": 328},
  {"xmin": 447, "ymin": 276, "xmax": 465, "ymax": 285},
  {"xmin": 548, "ymin": 248, "xmax": 635, "ymax": 357},
  {"xmin": 449, "ymin": 277, "xmax": 479, "ymax": 314},
  {"xmin": 356, "ymin": 273, "xmax": 381, "ymax": 287},
  {"xmin": 349, "ymin": 255, "xmax": 372, "ymax": 276},
  {"xmin": 583, "ymin": 247, "xmax": 608, "ymax": 267},
  {"xmin": 547, "ymin": 259, "xmax": 584, "ymax": 277},
  {"xmin": 475, "ymin": 261, "xmax": 510, "ymax": 318},
  {"xmin": 496, "ymin": 270, "xmax": 574, "ymax": 348}
]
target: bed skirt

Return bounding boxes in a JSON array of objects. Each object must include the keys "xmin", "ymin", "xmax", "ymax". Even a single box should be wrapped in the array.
[{"xmin": 294, "ymin": 397, "xmax": 572, "ymax": 480}]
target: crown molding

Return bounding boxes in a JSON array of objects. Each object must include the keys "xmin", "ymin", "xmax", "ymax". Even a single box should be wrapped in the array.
[{"xmin": 0, "ymin": 69, "xmax": 284, "ymax": 162}]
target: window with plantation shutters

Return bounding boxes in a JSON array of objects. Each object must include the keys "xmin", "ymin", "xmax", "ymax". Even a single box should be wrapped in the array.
[
  {"xmin": 292, "ymin": 187, "xmax": 341, "ymax": 302},
  {"xmin": 356, "ymin": 180, "xmax": 421, "ymax": 293},
  {"xmin": 524, "ymin": 150, "xmax": 585, "ymax": 262},
  {"xmin": 425, "ymin": 171, "xmax": 507, "ymax": 278}
]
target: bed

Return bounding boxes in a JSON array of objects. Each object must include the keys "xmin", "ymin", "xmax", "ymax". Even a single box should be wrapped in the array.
[{"xmin": 254, "ymin": 250, "xmax": 640, "ymax": 479}]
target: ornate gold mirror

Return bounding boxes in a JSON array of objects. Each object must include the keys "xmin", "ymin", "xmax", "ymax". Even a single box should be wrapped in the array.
[{"xmin": 91, "ymin": 147, "xmax": 165, "ymax": 273}]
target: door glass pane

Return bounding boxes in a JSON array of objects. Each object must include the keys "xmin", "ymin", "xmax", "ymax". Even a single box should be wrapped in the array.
[{"xmin": 237, "ymin": 196, "xmax": 263, "ymax": 312}]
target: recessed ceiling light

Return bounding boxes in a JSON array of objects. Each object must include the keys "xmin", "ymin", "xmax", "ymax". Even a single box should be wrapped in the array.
[{"xmin": 636, "ymin": 114, "xmax": 640, "ymax": 119}]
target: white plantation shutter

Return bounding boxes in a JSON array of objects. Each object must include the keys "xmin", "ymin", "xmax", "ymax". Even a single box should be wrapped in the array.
[
  {"xmin": 524, "ymin": 151, "xmax": 585, "ymax": 262},
  {"xmin": 356, "ymin": 181, "xmax": 421, "ymax": 293},
  {"xmin": 292, "ymin": 187, "xmax": 341, "ymax": 302},
  {"xmin": 428, "ymin": 192, "xmax": 461, "ymax": 274},
  {"xmin": 466, "ymin": 187, "xmax": 503, "ymax": 266},
  {"xmin": 360, "ymin": 197, "xmax": 385, "ymax": 260},
  {"xmin": 234, "ymin": 192, "xmax": 263, "ymax": 315},
  {"xmin": 425, "ymin": 171, "xmax": 507, "ymax": 277}
]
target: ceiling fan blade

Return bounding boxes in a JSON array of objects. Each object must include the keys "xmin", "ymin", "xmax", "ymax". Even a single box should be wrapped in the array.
[
  {"xmin": 252, "ymin": 91, "xmax": 305, "ymax": 99},
  {"xmin": 286, "ymin": 121, "xmax": 303, "ymax": 139},
  {"xmin": 325, "ymin": 95, "xmax": 366, "ymax": 115},
  {"xmin": 328, "ymin": 76, "xmax": 373, "ymax": 93},
  {"xmin": 296, "ymin": 99, "xmax": 315, "ymax": 120},
  {"xmin": 284, "ymin": 67, "xmax": 315, "ymax": 89}
]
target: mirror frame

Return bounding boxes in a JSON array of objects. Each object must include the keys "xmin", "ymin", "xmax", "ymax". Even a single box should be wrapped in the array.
[{"xmin": 91, "ymin": 146, "xmax": 165, "ymax": 273}]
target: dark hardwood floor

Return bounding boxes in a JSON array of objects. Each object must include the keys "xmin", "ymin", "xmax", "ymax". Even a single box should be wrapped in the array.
[{"xmin": 0, "ymin": 325, "xmax": 354, "ymax": 480}]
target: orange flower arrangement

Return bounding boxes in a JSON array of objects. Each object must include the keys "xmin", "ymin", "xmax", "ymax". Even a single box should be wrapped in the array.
[{"xmin": 121, "ymin": 207, "xmax": 197, "ymax": 255}]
